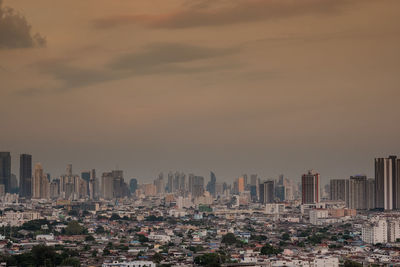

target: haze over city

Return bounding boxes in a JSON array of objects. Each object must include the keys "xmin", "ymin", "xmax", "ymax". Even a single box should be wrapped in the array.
[{"xmin": 1, "ymin": 0, "xmax": 400, "ymax": 182}]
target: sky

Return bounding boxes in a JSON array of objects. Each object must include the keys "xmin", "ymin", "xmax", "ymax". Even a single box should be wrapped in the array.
[{"xmin": 1, "ymin": 0, "xmax": 400, "ymax": 184}]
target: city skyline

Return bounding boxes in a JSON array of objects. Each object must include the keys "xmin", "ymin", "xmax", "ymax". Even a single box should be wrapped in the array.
[{"xmin": 1, "ymin": 0, "xmax": 400, "ymax": 183}]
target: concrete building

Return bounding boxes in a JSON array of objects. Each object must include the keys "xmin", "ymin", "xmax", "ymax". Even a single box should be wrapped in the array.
[
  {"xmin": 259, "ymin": 180, "xmax": 274, "ymax": 204},
  {"xmin": 301, "ymin": 170, "xmax": 320, "ymax": 204},
  {"xmin": 375, "ymin": 156, "xmax": 400, "ymax": 210},
  {"xmin": 362, "ymin": 219, "xmax": 388, "ymax": 244},
  {"xmin": 330, "ymin": 179, "xmax": 347, "ymax": 202},
  {"xmin": 0, "ymin": 152, "xmax": 11, "ymax": 193}
]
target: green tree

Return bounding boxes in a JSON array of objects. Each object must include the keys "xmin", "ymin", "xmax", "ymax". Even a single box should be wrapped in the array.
[
  {"xmin": 65, "ymin": 221, "xmax": 86, "ymax": 235},
  {"xmin": 260, "ymin": 244, "xmax": 282, "ymax": 256},
  {"xmin": 61, "ymin": 257, "xmax": 81, "ymax": 267},
  {"xmin": 221, "ymin": 233, "xmax": 237, "ymax": 245}
]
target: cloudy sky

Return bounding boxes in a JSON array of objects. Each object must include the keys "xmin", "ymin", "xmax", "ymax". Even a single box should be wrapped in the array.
[{"xmin": 1, "ymin": 0, "xmax": 400, "ymax": 184}]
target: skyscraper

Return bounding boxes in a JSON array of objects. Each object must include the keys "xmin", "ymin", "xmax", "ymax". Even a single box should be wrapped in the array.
[
  {"xmin": 330, "ymin": 179, "xmax": 347, "ymax": 202},
  {"xmin": 130, "ymin": 178, "xmax": 138, "ymax": 194},
  {"xmin": 192, "ymin": 176, "xmax": 204, "ymax": 198},
  {"xmin": 375, "ymin": 156, "xmax": 400, "ymax": 210},
  {"xmin": 32, "ymin": 163, "xmax": 50, "ymax": 199},
  {"xmin": 0, "ymin": 152, "xmax": 11, "ymax": 193},
  {"xmin": 348, "ymin": 175, "xmax": 368, "ymax": 210},
  {"xmin": 301, "ymin": 170, "xmax": 320, "ymax": 204},
  {"xmin": 259, "ymin": 180, "xmax": 274, "ymax": 204},
  {"xmin": 206, "ymin": 171, "xmax": 217, "ymax": 197}
]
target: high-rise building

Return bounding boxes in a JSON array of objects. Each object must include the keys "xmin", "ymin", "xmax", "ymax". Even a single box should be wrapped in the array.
[
  {"xmin": 348, "ymin": 175, "xmax": 368, "ymax": 210},
  {"xmin": 366, "ymin": 178, "xmax": 375, "ymax": 210},
  {"xmin": 192, "ymin": 176, "xmax": 204, "ymax": 198},
  {"xmin": 301, "ymin": 170, "xmax": 320, "ymax": 204},
  {"xmin": 19, "ymin": 154, "xmax": 32, "ymax": 198},
  {"xmin": 130, "ymin": 178, "xmax": 138, "ymax": 194},
  {"xmin": 0, "ymin": 152, "xmax": 11, "ymax": 193},
  {"xmin": 32, "ymin": 163, "xmax": 50, "ymax": 199},
  {"xmin": 206, "ymin": 171, "xmax": 217, "ymax": 197},
  {"xmin": 101, "ymin": 172, "xmax": 114, "ymax": 200},
  {"xmin": 154, "ymin": 173, "xmax": 165, "ymax": 195},
  {"xmin": 237, "ymin": 176, "xmax": 245, "ymax": 193},
  {"xmin": 375, "ymin": 156, "xmax": 400, "ymax": 210},
  {"xmin": 259, "ymin": 180, "xmax": 274, "ymax": 204},
  {"xmin": 330, "ymin": 179, "xmax": 347, "ymax": 202}
]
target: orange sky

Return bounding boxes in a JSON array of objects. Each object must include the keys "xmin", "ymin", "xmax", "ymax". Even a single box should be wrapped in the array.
[{"xmin": 1, "ymin": 0, "xmax": 400, "ymax": 183}]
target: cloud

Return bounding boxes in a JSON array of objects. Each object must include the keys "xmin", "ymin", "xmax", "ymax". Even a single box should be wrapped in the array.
[
  {"xmin": 93, "ymin": 0, "xmax": 357, "ymax": 29},
  {"xmin": 21, "ymin": 43, "xmax": 240, "ymax": 94},
  {"xmin": 108, "ymin": 42, "xmax": 239, "ymax": 72},
  {"xmin": 0, "ymin": 0, "xmax": 46, "ymax": 49}
]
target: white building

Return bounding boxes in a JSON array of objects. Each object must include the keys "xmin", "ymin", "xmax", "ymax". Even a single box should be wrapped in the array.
[
  {"xmin": 309, "ymin": 209, "xmax": 329, "ymax": 225},
  {"xmin": 36, "ymin": 233, "xmax": 55, "ymax": 241},
  {"xmin": 362, "ymin": 219, "xmax": 387, "ymax": 244},
  {"xmin": 102, "ymin": 261, "xmax": 156, "ymax": 267},
  {"xmin": 388, "ymin": 219, "xmax": 400, "ymax": 243},
  {"xmin": 265, "ymin": 203, "xmax": 285, "ymax": 214},
  {"xmin": 314, "ymin": 257, "xmax": 339, "ymax": 267}
]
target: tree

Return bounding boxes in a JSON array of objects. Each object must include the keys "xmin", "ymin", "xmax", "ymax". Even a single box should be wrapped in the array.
[
  {"xmin": 221, "ymin": 233, "xmax": 237, "ymax": 245},
  {"xmin": 260, "ymin": 244, "xmax": 282, "ymax": 256},
  {"xmin": 281, "ymin": 233, "xmax": 290, "ymax": 241},
  {"xmin": 344, "ymin": 260, "xmax": 362, "ymax": 267},
  {"xmin": 61, "ymin": 257, "xmax": 81, "ymax": 267},
  {"xmin": 194, "ymin": 253, "xmax": 226, "ymax": 266},
  {"xmin": 65, "ymin": 221, "xmax": 86, "ymax": 235},
  {"xmin": 152, "ymin": 253, "xmax": 164, "ymax": 263}
]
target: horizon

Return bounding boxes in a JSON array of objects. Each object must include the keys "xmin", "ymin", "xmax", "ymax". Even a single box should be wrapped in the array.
[{"xmin": 1, "ymin": 0, "xmax": 400, "ymax": 185}]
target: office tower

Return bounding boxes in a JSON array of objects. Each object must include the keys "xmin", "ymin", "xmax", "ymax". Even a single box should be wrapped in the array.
[
  {"xmin": 19, "ymin": 154, "xmax": 32, "ymax": 198},
  {"xmin": 367, "ymin": 178, "xmax": 375, "ymax": 210},
  {"xmin": 88, "ymin": 169, "xmax": 97, "ymax": 200},
  {"xmin": 111, "ymin": 170, "xmax": 129, "ymax": 198},
  {"xmin": 81, "ymin": 171, "xmax": 90, "ymax": 197},
  {"xmin": 60, "ymin": 164, "xmax": 82, "ymax": 200},
  {"xmin": 301, "ymin": 170, "xmax": 320, "ymax": 204},
  {"xmin": 10, "ymin": 174, "xmax": 18, "ymax": 193},
  {"xmin": 259, "ymin": 180, "xmax": 274, "ymax": 204},
  {"xmin": 167, "ymin": 172, "xmax": 174, "ymax": 193},
  {"xmin": 0, "ymin": 152, "xmax": 11, "ymax": 193},
  {"xmin": 50, "ymin": 179, "xmax": 60, "ymax": 199},
  {"xmin": 375, "ymin": 156, "xmax": 400, "ymax": 210},
  {"xmin": 249, "ymin": 174, "xmax": 258, "ymax": 202},
  {"xmin": 154, "ymin": 172, "xmax": 165, "ymax": 195},
  {"xmin": 206, "ymin": 171, "xmax": 217, "ymax": 197},
  {"xmin": 275, "ymin": 185, "xmax": 285, "ymax": 201},
  {"xmin": 192, "ymin": 176, "xmax": 204, "ymax": 198},
  {"xmin": 101, "ymin": 172, "xmax": 114, "ymax": 200},
  {"xmin": 32, "ymin": 163, "xmax": 50, "ymax": 199},
  {"xmin": 130, "ymin": 178, "xmax": 138, "ymax": 194},
  {"xmin": 330, "ymin": 179, "xmax": 347, "ymax": 202},
  {"xmin": 347, "ymin": 175, "xmax": 368, "ymax": 210},
  {"xmin": 237, "ymin": 176, "xmax": 245, "ymax": 193}
]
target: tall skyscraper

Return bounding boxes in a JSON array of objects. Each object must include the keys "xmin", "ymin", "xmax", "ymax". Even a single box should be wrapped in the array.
[
  {"xmin": 366, "ymin": 178, "xmax": 376, "ymax": 210},
  {"xmin": 259, "ymin": 180, "xmax": 274, "ymax": 204},
  {"xmin": 32, "ymin": 163, "xmax": 50, "ymax": 199},
  {"xmin": 301, "ymin": 170, "xmax": 320, "ymax": 204},
  {"xmin": 348, "ymin": 175, "xmax": 368, "ymax": 210},
  {"xmin": 101, "ymin": 172, "xmax": 114, "ymax": 200},
  {"xmin": 130, "ymin": 178, "xmax": 138, "ymax": 194},
  {"xmin": 0, "ymin": 152, "xmax": 11, "ymax": 193},
  {"xmin": 237, "ymin": 176, "xmax": 245, "ymax": 193},
  {"xmin": 330, "ymin": 179, "xmax": 347, "ymax": 202},
  {"xmin": 375, "ymin": 156, "xmax": 400, "ymax": 210},
  {"xmin": 192, "ymin": 176, "xmax": 204, "ymax": 198},
  {"xmin": 154, "ymin": 173, "xmax": 165, "ymax": 195},
  {"xmin": 206, "ymin": 171, "xmax": 217, "ymax": 197}
]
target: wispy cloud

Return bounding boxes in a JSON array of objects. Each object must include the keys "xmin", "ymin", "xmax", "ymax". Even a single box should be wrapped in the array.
[
  {"xmin": 93, "ymin": 0, "xmax": 357, "ymax": 29},
  {"xmin": 0, "ymin": 0, "xmax": 46, "ymax": 49},
  {"xmin": 20, "ymin": 43, "xmax": 240, "ymax": 94}
]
